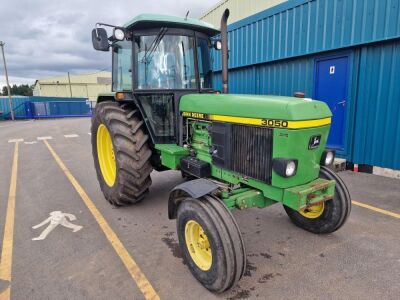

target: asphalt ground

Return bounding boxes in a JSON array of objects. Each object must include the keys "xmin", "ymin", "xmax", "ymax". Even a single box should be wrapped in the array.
[{"xmin": 0, "ymin": 118, "xmax": 399, "ymax": 300}]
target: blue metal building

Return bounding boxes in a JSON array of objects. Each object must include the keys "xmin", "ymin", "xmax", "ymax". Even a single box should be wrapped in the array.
[{"xmin": 212, "ymin": 0, "xmax": 400, "ymax": 170}]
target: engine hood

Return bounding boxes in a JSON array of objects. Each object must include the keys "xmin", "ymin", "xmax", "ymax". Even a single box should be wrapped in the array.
[{"xmin": 179, "ymin": 94, "xmax": 332, "ymax": 121}]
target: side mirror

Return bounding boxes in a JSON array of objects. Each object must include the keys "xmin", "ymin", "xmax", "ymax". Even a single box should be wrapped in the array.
[{"xmin": 92, "ymin": 28, "xmax": 110, "ymax": 51}]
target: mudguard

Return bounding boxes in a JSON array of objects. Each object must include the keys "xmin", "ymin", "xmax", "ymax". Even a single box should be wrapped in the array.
[{"xmin": 168, "ymin": 179, "xmax": 219, "ymax": 219}]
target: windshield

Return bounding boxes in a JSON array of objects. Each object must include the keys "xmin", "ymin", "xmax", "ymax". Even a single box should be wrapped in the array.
[
  {"xmin": 112, "ymin": 41, "xmax": 132, "ymax": 91},
  {"xmin": 136, "ymin": 34, "xmax": 212, "ymax": 90}
]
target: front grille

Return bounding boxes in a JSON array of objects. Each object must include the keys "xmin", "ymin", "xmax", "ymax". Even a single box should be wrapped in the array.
[{"xmin": 231, "ymin": 124, "xmax": 273, "ymax": 183}]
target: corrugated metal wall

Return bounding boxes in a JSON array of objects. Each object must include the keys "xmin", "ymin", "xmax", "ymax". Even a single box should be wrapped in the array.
[
  {"xmin": 213, "ymin": 0, "xmax": 400, "ymax": 71},
  {"xmin": 213, "ymin": 56, "xmax": 315, "ymax": 96},
  {"xmin": 352, "ymin": 40, "xmax": 400, "ymax": 169},
  {"xmin": 211, "ymin": 0, "xmax": 400, "ymax": 169}
]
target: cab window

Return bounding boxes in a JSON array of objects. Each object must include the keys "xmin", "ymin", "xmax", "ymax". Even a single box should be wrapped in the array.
[{"xmin": 112, "ymin": 41, "xmax": 132, "ymax": 91}]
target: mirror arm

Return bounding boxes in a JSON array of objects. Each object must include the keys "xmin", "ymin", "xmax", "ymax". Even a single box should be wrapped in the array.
[{"xmin": 96, "ymin": 22, "xmax": 119, "ymax": 29}]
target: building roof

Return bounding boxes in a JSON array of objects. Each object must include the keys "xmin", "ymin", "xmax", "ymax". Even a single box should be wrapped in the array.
[{"xmin": 123, "ymin": 13, "xmax": 219, "ymax": 35}]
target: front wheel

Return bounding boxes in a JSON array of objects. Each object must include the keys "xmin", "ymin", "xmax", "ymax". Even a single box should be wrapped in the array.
[
  {"xmin": 176, "ymin": 196, "xmax": 246, "ymax": 293},
  {"xmin": 284, "ymin": 166, "xmax": 351, "ymax": 234}
]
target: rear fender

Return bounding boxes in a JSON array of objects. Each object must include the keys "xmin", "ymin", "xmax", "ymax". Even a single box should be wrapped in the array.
[{"xmin": 97, "ymin": 93, "xmax": 116, "ymax": 103}]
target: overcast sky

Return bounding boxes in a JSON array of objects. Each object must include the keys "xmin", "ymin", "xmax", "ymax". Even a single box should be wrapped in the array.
[{"xmin": 0, "ymin": 0, "xmax": 218, "ymax": 89}]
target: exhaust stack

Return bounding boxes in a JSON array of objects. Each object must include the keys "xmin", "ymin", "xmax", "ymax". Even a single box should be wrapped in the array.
[{"xmin": 221, "ymin": 9, "xmax": 230, "ymax": 94}]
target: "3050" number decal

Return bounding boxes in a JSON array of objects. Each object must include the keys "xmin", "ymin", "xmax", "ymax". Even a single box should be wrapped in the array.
[{"xmin": 261, "ymin": 119, "xmax": 289, "ymax": 128}]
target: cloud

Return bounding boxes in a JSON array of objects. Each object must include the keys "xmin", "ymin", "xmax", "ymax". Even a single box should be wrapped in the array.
[{"xmin": 0, "ymin": 0, "xmax": 218, "ymax": 88}]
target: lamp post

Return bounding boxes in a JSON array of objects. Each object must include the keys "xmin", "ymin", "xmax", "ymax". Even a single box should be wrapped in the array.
[{"xmin": 0, "ymin": 41, "xmax": 14, "ymax": 120}]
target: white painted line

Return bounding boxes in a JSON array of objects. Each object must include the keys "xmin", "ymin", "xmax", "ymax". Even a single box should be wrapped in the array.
[
  {"xmin": 24, "ymin": 141, "xmax": 38, "ymax": 145},
  {"xmin": 64, "ymin": 134, "xmax": 79, "ymax": 138},
  {"xmin": 8, "ymin": 139, "xmax": 24, "ymax": 143},
  {"xmin": 32, "ymin": 211, "xmax": 82, "ymax": 241},
  {"xmin": 0, "ymin": 120, "xmax": 34, "ymax": 128},
  {"xmin": 37, "ymin": 136, "xmax": 53, "ymax": 140}
]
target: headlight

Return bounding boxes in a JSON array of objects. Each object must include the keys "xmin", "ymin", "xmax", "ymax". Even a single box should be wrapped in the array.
[
  {"xmin": 113, "ymin": 28, "xmax": 125, "ymax": 41},
  {"xmin": 286, "ymin": 161, "xmax": 297, "ymax": 177},
  {"xmin": 321, "ymin": 150, "xmax": 335, "ymax": 166},
  {"xmin": 214, "ymin": 40, "xmax": 222, "ymax": 50},
  {"xmin": 273, "ymin": 158, "xmax": 298, "ymax": 178}
]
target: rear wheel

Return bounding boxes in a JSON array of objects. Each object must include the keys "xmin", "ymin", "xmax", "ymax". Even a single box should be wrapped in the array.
[
  {"xmin": 91, "ymin": 101, "xmax": 153, "ymax": 205},
  {"xmin": 284, "ymin": 166, "xmax": 351, "ymax": 234},
  {"xmin": 176, "ymin": 195, "xmax": 246, "ymax": 293}
]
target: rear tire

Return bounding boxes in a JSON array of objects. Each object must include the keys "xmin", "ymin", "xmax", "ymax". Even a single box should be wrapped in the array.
[
  {"xmin": 176, "ymin": 195, "xmax": 246, "ymax": 293},
  {"xmin": 284, "ymin": 166, "xmax": 351, "ymax": 234},
  {"xmin": 91, "ymin": 101, "xmax": 153, "ymax": 205}
]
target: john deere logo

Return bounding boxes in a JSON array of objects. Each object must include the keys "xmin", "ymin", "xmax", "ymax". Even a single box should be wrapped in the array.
[
  {"xmin": 309, "ymin": 135, "xmax": 321, "ymax": 149},
  {"xmin": 182, "ymin": 112, "xmax": 208, "ymax": 119}
]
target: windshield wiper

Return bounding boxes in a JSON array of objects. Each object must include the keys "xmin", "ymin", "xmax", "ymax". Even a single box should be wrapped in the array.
[{"xmin": 141, "ymin": 27, "xmax": 168, "ymax": 64}]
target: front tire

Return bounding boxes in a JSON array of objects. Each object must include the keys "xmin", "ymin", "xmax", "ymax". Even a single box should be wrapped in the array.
[
  {"xmin": 284, "ymin": 166, "xmax": 351, "ymax": 234},
  {"xmin": 91, "ymin": 102, "xmax": 153, "ymax": 205},
  {"xmin": 176, "ymin": 196, "xmax": 246, "ymax": 293}
]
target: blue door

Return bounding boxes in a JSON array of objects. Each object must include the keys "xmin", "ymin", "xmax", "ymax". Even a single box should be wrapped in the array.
[{"xmin": 314, "ymin": 56, "xmax": 349, "ymax": 150}]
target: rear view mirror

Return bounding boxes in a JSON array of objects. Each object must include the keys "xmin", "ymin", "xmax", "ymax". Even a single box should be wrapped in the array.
[{"xmin": 92, "ymin": 28, "xmax": 110, "ymax": 51}]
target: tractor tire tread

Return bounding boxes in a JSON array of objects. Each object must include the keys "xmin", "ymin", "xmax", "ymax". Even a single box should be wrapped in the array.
[
  {"xmin": 176, "ymin": 196, "xmax": 246, "ymax": 293},
  {"xmin": 91, "ymin": 101, "xmax": 153, "ymax": 205}
]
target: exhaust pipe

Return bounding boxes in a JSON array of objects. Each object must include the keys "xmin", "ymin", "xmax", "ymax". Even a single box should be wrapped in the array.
[{"xmin": 221, "ymin": 9, "xmax": 230, "ymax": 94}]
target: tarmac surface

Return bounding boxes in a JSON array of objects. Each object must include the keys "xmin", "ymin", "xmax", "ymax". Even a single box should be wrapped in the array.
[{"xmin": 0, "ymin": 118, "xmax": 399, "ymax": 300}]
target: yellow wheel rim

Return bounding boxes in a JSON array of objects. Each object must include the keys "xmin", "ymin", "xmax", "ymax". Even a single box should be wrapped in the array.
[
  {"xmin": 299, "ymin": 202, "xmax": 325, "ymax": 219},
  {"xmin": 97, "ymin": 124, "xmax": 116, "ymax": 187},
  {"xmin": 185, "ymin": 220, "xmax": 212, "ymax": 271}
]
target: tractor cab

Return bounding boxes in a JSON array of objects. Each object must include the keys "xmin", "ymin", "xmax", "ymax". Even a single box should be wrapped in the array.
[{"xmin": 92, "ymin": 14, "xmax": 220, "ymax": 143}]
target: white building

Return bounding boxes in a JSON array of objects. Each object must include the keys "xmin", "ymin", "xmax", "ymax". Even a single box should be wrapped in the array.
[{"xmin": 33, "ymin": 71, "xmax": 112, "ymax": 101}]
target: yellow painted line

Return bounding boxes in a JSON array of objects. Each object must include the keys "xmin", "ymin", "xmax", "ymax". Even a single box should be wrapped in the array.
[
  {"xmin": 0, "ymin": 287, "xmax": 10, "ymax": 300},
  {"xmin": 352, "ymin": 200, "xmax": 400, "ymax": 219},
  {"xmin": 43, "ymin": 140, "xmax": 160, "ymax": 300},
  {"xmin": 0, "ymin": 142, "xmax": 19, "ymax": 300}
]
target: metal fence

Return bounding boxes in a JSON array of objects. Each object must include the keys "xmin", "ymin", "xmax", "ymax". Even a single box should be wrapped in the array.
[
  {"xmin": 0, "ymin": 96, "xmax": 93, "ymax": 120},
  {"xmin": 26, "ymin": 101, "xmax": 93, "ymax": 119}
]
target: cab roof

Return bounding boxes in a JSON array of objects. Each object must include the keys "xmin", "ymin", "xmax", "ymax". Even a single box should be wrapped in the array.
[{"xmin": 123, "ymin": 14, "xmax": 219, "ymax": 36}]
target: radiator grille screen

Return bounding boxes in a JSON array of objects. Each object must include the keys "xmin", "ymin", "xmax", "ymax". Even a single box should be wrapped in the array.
[{"xmin": 231, "ymin": 124, "xmax": 273, "ymax": 183}]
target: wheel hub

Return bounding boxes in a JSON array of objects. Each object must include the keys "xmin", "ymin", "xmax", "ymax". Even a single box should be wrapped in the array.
[
  {"xmin": 97, "ymin": 124, "xmax": 116, "ymax": 187},
  {"xmin": 185, "ymin": 220, "xmax": 212, "ymax": 271},
  {"xmin": 299, "ymin": 202, "xmax": 325, "ymax": 219}
]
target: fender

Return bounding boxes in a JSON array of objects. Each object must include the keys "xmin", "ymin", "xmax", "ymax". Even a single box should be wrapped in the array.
[
  {"xmin": 168, "ymin": 178, "xmax": 219, "ymax": 219},
  {"xmin": 96, "ymin": 92, "xmax": 116, "ymax": 103}
]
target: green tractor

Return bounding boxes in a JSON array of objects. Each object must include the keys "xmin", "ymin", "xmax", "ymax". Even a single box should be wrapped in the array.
[{"xmin": 91, "ymin": 10, "xmax": 351, "ymax": 292}]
